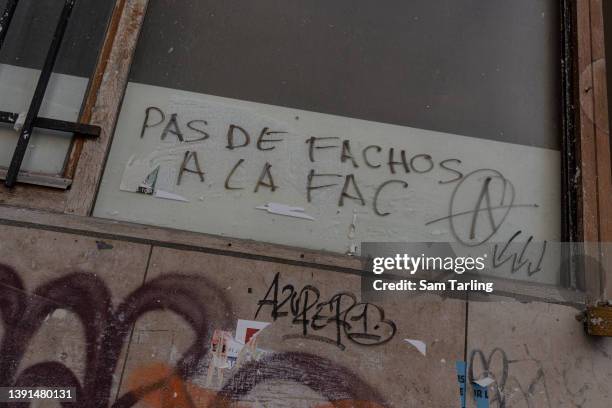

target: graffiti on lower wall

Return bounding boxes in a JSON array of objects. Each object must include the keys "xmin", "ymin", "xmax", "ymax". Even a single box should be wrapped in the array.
[
  {"xmin": 0, "ymin": 263, "xmax": 389, "ymax": 407},
  {"xmin": 255, "ymin": 272, "xmax": 396, "ymax": 350},
  {"xmin": 466, "ymin": 345, "xmax": 600, "ymax": 408}
]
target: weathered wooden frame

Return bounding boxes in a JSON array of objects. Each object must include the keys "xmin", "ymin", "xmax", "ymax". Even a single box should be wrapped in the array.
[
  {"xmin": 0, "ymin": 0, "xmax": 149, "ymax": 214},
  {"xmin": 0, "ymin": 204, "xmax": 588, "ymax": 306},
  {"xmin": 576, "ymin": 0, "xmax": 612, "ymax": 299},
  {"xmin": 0, "ymin": 0, "xmax": 609, "ymax": 302}
]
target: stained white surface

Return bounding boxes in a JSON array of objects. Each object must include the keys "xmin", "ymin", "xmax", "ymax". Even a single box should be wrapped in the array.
[
  {"xmin": 0, "ymin": 63, "xmax": 88, "ymax": 174},
  {"xmin": 404, "ymin": 339, "xmax": 427, "ymax": 356},
  {"xmin": 95, "ymin": 83, "xmax": 561, "ymax": 278}
]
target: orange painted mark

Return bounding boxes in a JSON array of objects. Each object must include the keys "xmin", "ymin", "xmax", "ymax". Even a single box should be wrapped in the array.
[
  {"xmin": 127, "ymin": 363, "xmax": 383, "ymax": 408},
  {"xmin": 127, "ymin": 362, "xmax": 217, "ymax": 407}
]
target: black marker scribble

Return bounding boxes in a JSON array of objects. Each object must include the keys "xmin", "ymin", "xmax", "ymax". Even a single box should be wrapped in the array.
[
  {"xmin": 493, "ymin": 231, "xmax": 547, "ymax": 276},
  {"xmin": 255, "ymin": 272, "xmax": 396, "ymax": 350},
  {"xmin": 427, "ymin": 169, "xmax": 539, "ymax": 246},
  {"xmin": 0, "ymin": 264, "xmax": 391, "ymax": 407},
  {"xmin": 469, "ymin": 348, "xmax": 509, "ymax": 408}
]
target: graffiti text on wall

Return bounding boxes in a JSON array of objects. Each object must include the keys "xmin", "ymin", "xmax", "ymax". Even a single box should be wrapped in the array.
[
  {"xmin": 255, "ymin": 272, "xmax": 396, "ymax": 350},
  {"xmin": 0, "ymin": 264, "xmax": 389, "ymax": 407},
  {"xmin": 136, "ymin": 107, "xmax": 464, "ymax": 217}
]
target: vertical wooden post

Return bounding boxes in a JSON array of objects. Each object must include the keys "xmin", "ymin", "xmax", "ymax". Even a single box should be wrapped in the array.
[
  {"xmin": 65, "ymin": 0, "xmax": 150, "ymax": 215},
  {"xmin": 577, "ymin": 0, "xmax": 612, "ymax": 300}
]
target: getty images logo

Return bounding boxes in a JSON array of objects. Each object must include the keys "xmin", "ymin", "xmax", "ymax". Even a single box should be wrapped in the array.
[{"xmin": 372, "ymin": 253, "xmax": 487, "ymax": 275}]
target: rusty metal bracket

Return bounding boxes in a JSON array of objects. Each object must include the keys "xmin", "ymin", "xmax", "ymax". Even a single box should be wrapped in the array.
[{"xmin": 577, "ymin": 304, "xmax": 612, "ymax": 337}]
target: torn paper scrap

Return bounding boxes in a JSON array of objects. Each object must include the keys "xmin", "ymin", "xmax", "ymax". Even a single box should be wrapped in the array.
[
  {"xmin": 472, "ymin": 381, "xmax": 490, "ymax": 408},
  {"xmin": 236, "ymin": 319, "xmax": 270, "ymax": 345},
  {"xmin": 14, "ymin": 112, "xmax": 26, "ymax": 131},
  {"xmin": 404, "ymin": 339, "xmax": 427, "ymax": 356},
  {"xmin": 138, "ymin": 166, "xmax": 159, "ymax": 195},
  {"xmin": 226, "ymin": 337, "xmax": 244, "ymax": 369},
  {"xmin": 209, "ymin": 330, "xmax": 232, "ymax": 369},
  {"xmin": 206, "ymin": 329, "xmax": 232, "ymax": 388},
  {"xmin": 154, "ymin": 190, "xmax": 189, "ymax": 202},
  {"xmin": 256, "ymin": 203, "xmax": 315, "ymax": 220},
  {"xmin": 474, "ymin": 377, "xmax": 495, "ymax": 387},
  {"xmin": 456, "ymin": 361, "xmax": 466, "ymax": 408},
  {"xmin": 119, "ymin": 144, "xmax": 201, "ymax": 192},
  {"xmin": 230, "ymin": 320, "xmax": 271, "ymax": 370}
]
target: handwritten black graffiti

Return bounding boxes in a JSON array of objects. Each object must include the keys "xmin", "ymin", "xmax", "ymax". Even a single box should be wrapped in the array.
[
  {"xmin": 0, "ymin": 264, "xmax": 389, "ymax": 407},
  {"xmin": 470, "ymin": 346, "xmax": 554, "ymax": 408},
  {"xmin": 493, "ymin": 231, "xmax": 547, "ymax": 276},
  {"xmin": 255, "ymin": 272, "xmax": 396, "ymax": 350},
  {"xmin": 511, "ymin": 344, "xmax": 552, "ymax": 408},
  {"xmin": 0, "ymin": 263, "xmax": 232, "ymax": 408},
  {"xmin": 469, "ymin": 348, "xmax": 509, "ymax": 408},
  {"xmin": 138, "ymin": 107, "xmax": 467, "ymax": 217},
  {"xmin": 426, "ymin": 169, "xmax": 539, "ymax": 246}
]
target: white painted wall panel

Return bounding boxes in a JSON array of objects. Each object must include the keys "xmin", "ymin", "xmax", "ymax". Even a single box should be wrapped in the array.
[{"xmin": 95, "ymin": 82, "xmax": 560, "ymax": 284}]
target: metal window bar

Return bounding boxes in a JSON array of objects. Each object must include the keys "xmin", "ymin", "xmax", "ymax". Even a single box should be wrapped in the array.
[
  {"xmin": 0, "ymin": 0, "xmax": 100, "ymax": 189},
  {"xmin": 0, "ymin": 0, "xmax": 20, "ymax": 49}
]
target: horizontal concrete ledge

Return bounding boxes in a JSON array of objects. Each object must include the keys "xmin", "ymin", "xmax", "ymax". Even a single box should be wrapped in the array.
[
  {"xmin": 0, "ymin": 204, "xmax": 364, "ymax": 274},
  {"xmin": 0, "ymin": 204, "xmax": 588, "ymax": 307}
]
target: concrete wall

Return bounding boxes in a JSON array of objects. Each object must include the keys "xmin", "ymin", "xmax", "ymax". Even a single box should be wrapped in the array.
[{"xmin": 0, "ymin": 218, "xmax": 611, "ymax": 407}]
